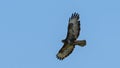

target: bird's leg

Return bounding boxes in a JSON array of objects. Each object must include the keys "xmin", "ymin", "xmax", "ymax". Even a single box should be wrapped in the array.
[{"xmin": 74, "ymin": 40, "xmax": 86, "ymax": 47}]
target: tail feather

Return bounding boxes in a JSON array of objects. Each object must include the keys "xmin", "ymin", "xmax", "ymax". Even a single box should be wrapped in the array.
[{"xmin": 74, "ymin": 40, "xmax": 86, "ymax": 47}]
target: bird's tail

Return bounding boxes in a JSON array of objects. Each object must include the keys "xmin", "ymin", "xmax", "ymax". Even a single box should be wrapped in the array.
[{"xmin": 74, "ymin": 40, "xmax": 86, "ymax": 47}]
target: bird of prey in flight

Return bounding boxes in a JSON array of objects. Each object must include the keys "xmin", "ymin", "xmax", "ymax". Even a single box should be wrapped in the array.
[{"xmin": 56, "ymin": 12, "xmax": 86, "ymax": 60}]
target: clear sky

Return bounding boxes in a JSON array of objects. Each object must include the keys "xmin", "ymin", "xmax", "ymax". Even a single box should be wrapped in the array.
[{"xmin": 0, "ymin": 0, "xmax": 120, "ymax": 68}]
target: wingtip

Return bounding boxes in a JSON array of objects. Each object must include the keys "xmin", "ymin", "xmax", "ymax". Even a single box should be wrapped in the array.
[
  {"xmin": 71, "ymin": 12, "xmax": 79, "ymax": 20},
  {"xmin": 56, "ymin": 53, "xmax": 64, "ymax": 60}
]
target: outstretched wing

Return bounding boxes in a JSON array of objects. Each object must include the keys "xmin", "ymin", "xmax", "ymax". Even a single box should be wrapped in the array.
[
  {"xmin": 63, "ymin": 13, "xmax": 80, "ymax": 43},
  {"xmin": 56, "ymin": 43, "xmax": 75, "ymax": 60}
]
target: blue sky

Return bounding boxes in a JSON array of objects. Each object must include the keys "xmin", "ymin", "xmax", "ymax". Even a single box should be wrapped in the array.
[{"xmin": 0, "ymin": 0, "xmax": 120, "ymax": 68}]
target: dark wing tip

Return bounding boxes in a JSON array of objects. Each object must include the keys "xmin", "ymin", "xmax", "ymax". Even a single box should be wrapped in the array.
[
  {"xmin": 56, "ymin": 54, "xmax": 64, "ymax": 60},
  {"xmin": 71, "ymin": 12, "xmax": 79, "ymax": 20},
  {"xmin": 56, "ymin": 51, "xmax": 66, "ymax": 60}
]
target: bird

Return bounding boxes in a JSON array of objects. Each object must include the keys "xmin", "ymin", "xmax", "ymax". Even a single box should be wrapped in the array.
[{"xmin": 56, "ymin": 12, "xmax": 86, "ymax": 60}]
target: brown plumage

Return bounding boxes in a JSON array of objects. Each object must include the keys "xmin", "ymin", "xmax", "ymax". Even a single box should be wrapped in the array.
[{"xmin": 56, "ymin": 12, "xmax": 86, "ymax": 60}]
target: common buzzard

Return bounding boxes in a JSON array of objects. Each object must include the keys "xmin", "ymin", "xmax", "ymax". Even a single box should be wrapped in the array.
[{"xmin": 56, "ymin": 12, "xmax": 86, "ymax": 60}]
